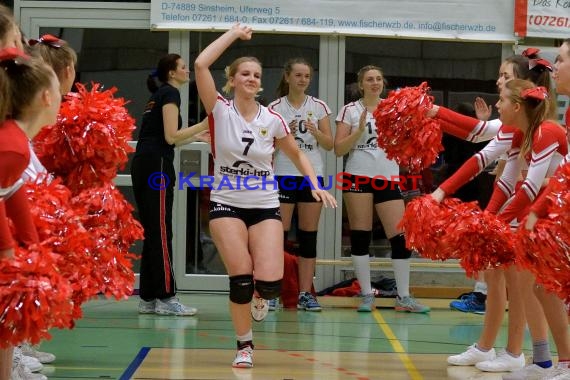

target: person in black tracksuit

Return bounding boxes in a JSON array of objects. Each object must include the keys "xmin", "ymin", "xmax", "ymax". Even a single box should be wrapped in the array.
[{"xmin": 131, "ymin": 53, "xmax": 207, "ymax": 316}]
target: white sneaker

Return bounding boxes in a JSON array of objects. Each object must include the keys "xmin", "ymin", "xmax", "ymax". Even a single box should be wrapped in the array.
[
  {"xmin": 232, "ymin": 345, "xmax": 253, "ymax": 368},
  {"xmin": 155, "ymin": 297, "xmax": 197, "ymax": 316},
  {"xmin": 503, "ymin": 364, "xmax": 552, "ymax": 380},
  {"xmin": 20, "ymin": 343, "xmax": 56, "ymax": 364},
  {"xmin": 543, "ymin": 367, "xmax": 570, "ymax": 380},
  {"xmin": 14, "ymin": 347, "xmax": 43, "ymax": 372},
  {"xmin": 12, "ymin": 353, "xmax": 48, "ymax": 380},
  {"xmin": 447, "ymin": 344, "xmax": 496, "ymax": 366},
  {"xmin": 476, "ymin": 350, "xmax": 525, "ymax": 372},
  {"xmin": 250, "ymin": 296, "xmax": 269, "ymax": 322}
]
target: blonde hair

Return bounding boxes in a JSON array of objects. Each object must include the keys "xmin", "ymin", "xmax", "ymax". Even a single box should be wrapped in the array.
[
  {"xmin": 222, "ymin": 56, "xmax": 263, "ymax": 95},
  {"xmin": 505, "ymin": 79, "xmax": 554, "ymax": 157},
  {"xmin": 0, "ymin": 56, "xmax": 56, "ymax": 121},
  {"xmin": 32, "ymin": 39, "xmax": 77, "ymax": 83}
]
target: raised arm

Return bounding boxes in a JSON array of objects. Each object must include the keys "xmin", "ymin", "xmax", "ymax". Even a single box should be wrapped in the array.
[{"xmin": 194, "ymin": 24, "xmax": 252, "ymax": 113}]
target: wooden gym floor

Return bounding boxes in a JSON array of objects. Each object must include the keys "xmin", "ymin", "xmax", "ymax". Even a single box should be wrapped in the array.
[{"xmin": 35, "ymin": 294, "xmax": 559, "ymax": 379}]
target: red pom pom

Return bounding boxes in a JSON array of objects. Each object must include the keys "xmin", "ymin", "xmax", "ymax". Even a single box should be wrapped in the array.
[
  {"xmin": 399, "ymin": 195, "xmax": 459, "ymax": 261},
  {"xmin": 373, "ymin": 82, "xmax": 443, "ymax": 173},
  {"xmin": 0, "ymin": 245, "xmax": 73, "ymax": 347},
  {"xmin": 25, "ymin": 177, "xmax": 100, "ymax": 320},
  {"xmin": 515, "ymin": 218, "xmax": 570, "ymax": 303},
  {"xmin": 515, "ymin": 162, "xmax": 570, "ymax": 303},
  {"xmin": 33, "ymin": 83, "xmax": 136, "ymax": 194},
  {"xmin": 441, "ymin": 204, "xmax": 515, "ymax": 278},
  {"xmin": 71, "ymin": 183, "xmax": 143, "ymax": 299},
  {"xmin": 544, "ymin": 162, "xmax": 570, "ymax": 221}
]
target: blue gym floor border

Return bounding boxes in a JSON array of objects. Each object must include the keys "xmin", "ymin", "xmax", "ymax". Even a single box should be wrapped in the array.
[{"xmin": 119, "ymin": 346, "xmax": 151, "ymax": 380}]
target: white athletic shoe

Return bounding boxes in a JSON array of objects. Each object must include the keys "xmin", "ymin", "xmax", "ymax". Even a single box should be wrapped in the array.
[
  {"xmin": 476, "ymin": 350, "xmax": 525, "ymax": 372},
  {"xmin": 447, "ymin": 344, "xmax": 496, "ymax": 366},
  {"xmin": 232, "ymin": 345, "xmax": 253, "ymax": 368},
  {"xmin": 14, "ymin": 347, "xmax": 43, "ymax": 372},
  {"xmin": 502, "ymin": 364, "xmax": 551, "ymax": 380},
  {"xmin": 12, "ymin": 351, "xmax": 47, "ymax": 380},
  {"xmin": 250, "ymin": 296, "xmax": 269, "ymax": 322},
  {"xmin": 20, "ymin": 343, "xmax": 56, "ymax": 364},
  {"xmin": 155, "ymin": 297, "xmax": 197, "ymax": 316}
]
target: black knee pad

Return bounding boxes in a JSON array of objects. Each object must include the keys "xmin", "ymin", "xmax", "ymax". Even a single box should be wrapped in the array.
[
  {"xmin": 390, "ymin": 233, "xmax": 412, "ymax": 259},
  {"xmin": 297, "ymin": 230, "xmax": 317, "ymax": 259},
  {"xmin": 350, "ymin": 230, "xmax": 371, "ymax": 256},
  {"xmin": 229, "ymin": 274, "xmax": 254, "ymax": 304},
  {"xmin": 255, "ymin": 279, "xmax": 282, "ymax": 300}
]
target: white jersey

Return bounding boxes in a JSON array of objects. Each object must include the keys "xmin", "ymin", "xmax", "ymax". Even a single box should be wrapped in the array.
[
  {"xmin": 210, "ymin": 94, "xmax": 289, "ymax": 208},
  {"xmin": 269, "ymin": 95, "xmax": 331, "ymax": 176},
  {"xmin": 336, "ymin": 100, "xmax": 399, "ymax": 178}
]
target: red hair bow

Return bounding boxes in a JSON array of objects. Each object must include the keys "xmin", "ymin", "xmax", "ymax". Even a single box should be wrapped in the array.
[
  {"xmin": 521, "ymin": 86, "xmax": 548, "ymax": 100},
  {"xmin": 522, "ymin": 47, "xmax": 540, "ymax": 58},
  {"xmin": 0, "ymin": 47, "xmax": 29, "ymax": 62},
  {"xmin": 29, "ymin": 34, "xmax": 64, "ymax": 48},
  {"xmin": 529, "ymin": 58, "xmax": 553, "ymax": 72}
]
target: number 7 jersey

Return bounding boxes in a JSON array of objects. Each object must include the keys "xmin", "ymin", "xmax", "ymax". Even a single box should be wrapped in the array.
[{"xmin": 209, "ymin": 94, "xmax": 289, "ymax": 208}]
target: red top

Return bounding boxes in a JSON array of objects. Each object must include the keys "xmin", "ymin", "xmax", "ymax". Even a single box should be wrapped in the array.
[
  {"xmin": 436, "ymin": 106, "xmax": 502, "ymax": 142},
  {"xmin": 440, "ymin": 124, "xmax": 521, "ymax": 196},
  {"xmin": 0, "ymin": 119, "xmax": 34, "ymax": 249},
  {"xmin": 0, "ymin": 120, "xmax": 30, "ymax": 190},
  {"xmin": 487, "ymin": 121, "xmax": 568, "ymax": 223}
]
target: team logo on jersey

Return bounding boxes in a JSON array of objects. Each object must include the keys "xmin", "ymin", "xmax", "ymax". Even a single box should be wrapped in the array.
[
  {"xmin": 219, "ymin": 160, "xmax": 271, "ymax": 177},
  {"xmin": 259, "ymin": 127, "xmax": 269, "ymax": 137}
]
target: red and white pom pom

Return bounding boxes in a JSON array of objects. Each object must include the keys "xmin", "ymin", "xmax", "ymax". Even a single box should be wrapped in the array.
[
  {"xmin": 0, "ymin": 244, "xmax": 74, "ymax": 347},
  {"xmin": 71, "ymin": 183, "xmax": 143, "ymax": 299},
  {"xmin": 33, "ymin": 82, "xmax": 136, "ymax": 194},
  {"xmin": 373, "ymin": 82, "xmax": 443, "ymax": 173}
]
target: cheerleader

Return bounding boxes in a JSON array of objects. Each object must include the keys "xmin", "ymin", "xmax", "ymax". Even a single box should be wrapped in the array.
[
  {"xmin": 268, "ymin": 58, "xmax": 333, "ymax": 312},
  {"xmin": 515, "ymin": 39, "xmax": 570, "ymax": 380},
  {"xmin": 0, "ymin": 47, "xmax": 60, "ymax": 379},
  {"xmin": 448, "ymin": 80, "xmax": 566, "ymax": 376},
  {"xmin": 431, "ymin": 55, "xmax": 556, "ymax": 375}
]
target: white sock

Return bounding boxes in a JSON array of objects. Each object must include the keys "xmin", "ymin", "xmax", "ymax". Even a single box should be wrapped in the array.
[
  {"xmin": 393, "ymin": 259, "xmax": 411, "ymax": 298},
  {"xmin": 351, "ymin": 255, "xmax": 372, "ymax": 295},
  {"xmin": 474, "ymin": 281, "xmax": 487, "ymax": 295}
]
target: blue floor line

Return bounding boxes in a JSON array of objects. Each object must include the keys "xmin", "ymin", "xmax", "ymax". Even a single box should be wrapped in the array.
[{"xmin": 119, "ymin": 346, "xmax": 151, "ymax": 380}]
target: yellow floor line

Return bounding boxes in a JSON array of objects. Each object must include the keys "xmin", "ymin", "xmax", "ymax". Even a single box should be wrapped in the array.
[{"xmin": 373, "ymin": 309, "xmax": 424, "ymax": 380}]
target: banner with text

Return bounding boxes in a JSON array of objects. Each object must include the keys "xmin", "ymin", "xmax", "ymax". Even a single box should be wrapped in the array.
[
  {"xmin": 515, "ymin": 0, "xmax": 570, "ymax": 38},
  {"xmin": 150, "ymin": 0, "xmax": 515, "ymax": 42}
]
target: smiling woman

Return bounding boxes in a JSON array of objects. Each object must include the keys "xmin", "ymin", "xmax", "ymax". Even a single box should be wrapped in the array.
[{"xmin": 193, "ymin": 23, "xmax": 336, "ymax": 369}]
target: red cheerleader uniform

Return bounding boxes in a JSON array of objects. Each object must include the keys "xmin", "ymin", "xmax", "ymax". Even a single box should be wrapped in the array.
[{"xmin": 0, "ymin": 120, "xmax": 38, "ymax": 249}]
